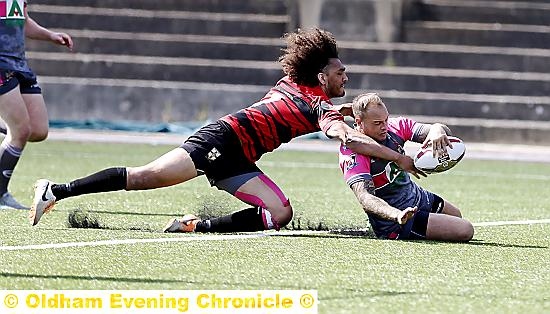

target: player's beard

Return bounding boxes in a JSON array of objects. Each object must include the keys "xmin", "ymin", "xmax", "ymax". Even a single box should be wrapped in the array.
[{"xmin": 332, "ymin": 85, "xmax": 345, "ymax": 98}]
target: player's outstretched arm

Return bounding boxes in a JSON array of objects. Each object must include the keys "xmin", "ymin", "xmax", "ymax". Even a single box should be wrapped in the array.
[
  {"xmin": 24, "ymin": 8, "xmax": 73, "ymax": 50},
  {"xmin": 350, "ymin": 180, "xmax": 417, "ymax": 225},
  {"xmin": 326, "ymin": 121, "xmax": 426, "ymax": 178},
  {"xmin": 332, "ymin": 102, "xmax": 353, "ymax": 117}
]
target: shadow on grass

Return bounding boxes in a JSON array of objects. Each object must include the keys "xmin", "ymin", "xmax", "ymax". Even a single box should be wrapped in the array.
[
  {"xmin": 277, "ymin": 231, "xmax": 548, "ymax": 249},
  {"xmin": 0, "ymin": 272, "xmax": 319, "ymax": 290},
  {"xmin": 64, "ymin": 209, "xmax": 181, "ymax": 217},
  {"xmin": 319, "ymin": 288, "xmax": 547, "ymax": 303},
  {"xmin": 0, "ymin": 272, "xmax": 184, "ymax": 284},
  {"xmin": 46, "ymin": 211, "xmax": 550, "ymax": 249},
  {"xmin": 398, "ymin": 238, "xmax": 548, "ymax": 249},
  {"xmin": 466, "ymin": 239, "xmax": 547, "ymax": 249},
  {"xmin": 275, "ymin": 228, "xmax": 376, "ymax": 240},
  {"xmin": 59, "ymin": 199, "xmax": 237, "ymax": 218},
  {"xmin": 274, "ymin": 233, "xmax": 372, "ymax": 240},
  {"xmin": 321, "ymin": 289, "xmax": 417, "ymax": 300}
]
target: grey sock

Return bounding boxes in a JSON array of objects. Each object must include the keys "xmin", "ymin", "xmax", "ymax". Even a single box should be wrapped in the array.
[{"xmin": 0, "ymin": 142, "xmax": 22, "ymax": 195}]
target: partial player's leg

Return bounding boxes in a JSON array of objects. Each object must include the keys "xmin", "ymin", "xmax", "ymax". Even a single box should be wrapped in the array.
[
  {"xmin": 440, "ymin": 199, "xmax": 462, "ymax": 217},
  {"xmin": 21, "ymin": 93, "xmax": 49, "ymax": 142},
  {"xmin": 126, "ymin": 148, "xmax": 198, "ymax": 189},
  {"xmin": 162, "ymin": 121, "xmax": 292, "ymax": 233},
  {"xmin": 401, "ymin": 193, "xmax": 473, "ymax": 241},
  {"xmin": 425, "ymin": 213, "xmax": 474, "ymax": 242},
  {"xmin": 19, "ymin": 71, "xmax": 48, "ymax": 142},
  {"xmin": 425, "ymin": 195, "xmax": 471, "ymax": 240},
  {"xmin": 30, "ymin": 147, "xmax": 199, "ymax": 225},
  {"xmin": 421, "ymin": 191, "xmax": 463, "ymax": 218},
  {"xmin": 0, "ymin": 75, "xmax": 31, "ymax": 209},
  {"xmin": 208, "ymin": 173, "xmax": 292, "ymax": 231},
  {"xmin": 164, "ymin": 173, "xmax": 292, "ymax": 233},
  {"xmin": 0, "ymin": 85, "xmax": 31, "ymax": 148}
]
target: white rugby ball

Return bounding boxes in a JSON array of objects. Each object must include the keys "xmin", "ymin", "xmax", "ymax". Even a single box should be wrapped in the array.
[{"xmin": 413, "ymin": 136, "xmax": 465, "ymax": 174}]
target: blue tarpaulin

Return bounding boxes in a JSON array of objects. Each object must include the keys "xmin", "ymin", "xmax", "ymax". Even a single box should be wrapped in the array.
[{"xmin": 49, "ymin": 119, "xmax": 328, "ymax": 139}]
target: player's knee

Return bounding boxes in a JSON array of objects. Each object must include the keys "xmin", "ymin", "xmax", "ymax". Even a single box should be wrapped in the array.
[
  {"xmin": 126, "ymin": 167, "xmax": 149, "ymax": 189},
  {"xmin": 457, "ymin": 220, "xmax": 474, "ymax": 242},
  {"xmin": 276, "ymin": 204, "xmax": 293, "ymax": 227},
  {"xmin": 443, "ymin": 204, "xmax": 462, "ymax": 218},
  {"xmin": 266, "ymin": 203, "xmax": 293, "ymax": 229},
  {"xmin": 28, "ymin": 128, "xmax": 48, "ymax": 142},
  {"xmin": 11, "ymin": 124, "xmax": 31, "ymax": 142}
]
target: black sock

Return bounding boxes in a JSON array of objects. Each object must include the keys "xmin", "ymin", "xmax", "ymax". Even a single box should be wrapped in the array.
[
  {"xmin": 195, "ymin": 207, "xmax": 266, "ymax": 233},
  {"xmin": 0, "ymin": 143, "xmax": 22, "ymax": 195},
  {"xmin": 51, "ymin": 167, "xmax": 127, "ymax": 201}
]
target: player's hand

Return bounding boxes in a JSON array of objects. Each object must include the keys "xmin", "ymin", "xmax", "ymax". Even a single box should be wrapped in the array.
[
  {"xmin": 423, "ymin": 125, "xmax": 452, "ymax": 158},
  {"xmin": 397, "ymin": 207, "xmax": 417, "ymax": 225},
  {"xmin": 396, "ymin": 154, "xmax": 426, "ymax": 179},
  {"xmin": 333, "ymin": 102, "xmax": 353, "ymax": 117},
  {"xmin": 425, "ymin": 134, "xmax": 452, "ymax": 158},
  {"xmin": 49, "ymin": 32, "xmax": 74, "ymax": 51}
]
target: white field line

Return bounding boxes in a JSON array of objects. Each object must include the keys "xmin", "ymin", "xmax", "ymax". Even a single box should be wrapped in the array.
[
  {"xmin": 0, "ymin": 222, "xmax": 547, "ymax": 251},
  {"xmin": 446, "ymin": 170, "xmax": 550, "ymax": 181},
  {"xmin": 0, "ymin": 233, "xmax": 268, "ymax": 251},
  {"xmin": 472, "ymin": 219, "xmax": 550, "ymax": 227}
]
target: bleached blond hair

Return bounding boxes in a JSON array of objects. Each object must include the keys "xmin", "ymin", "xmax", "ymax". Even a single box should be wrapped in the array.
[{"xmin": 352, "ymin": 93, "xmax": 385, "ymax": 119}]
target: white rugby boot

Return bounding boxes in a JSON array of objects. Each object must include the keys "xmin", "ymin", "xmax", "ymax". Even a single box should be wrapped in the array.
[
  {"xmin": 29, "ymin": 179, "xmax": 57, "ymax": 226},
  {"xmin": 163, "ymin": 214, "xmax": 200, "ymax": 233}
]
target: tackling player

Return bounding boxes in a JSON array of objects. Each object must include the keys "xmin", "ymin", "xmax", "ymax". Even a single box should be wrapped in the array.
[
  {"xmin": 339, "ymin": 93, "xmax": 474, "ymax": 241},
  {"xmin": 30, "ymin": 28, "xmax": 424, "ymax": 233}
]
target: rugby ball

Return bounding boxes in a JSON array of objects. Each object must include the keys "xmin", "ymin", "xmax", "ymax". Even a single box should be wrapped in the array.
[{"xmin": 413, "ymin": 136, "xmax": 465, "ymax": 174}]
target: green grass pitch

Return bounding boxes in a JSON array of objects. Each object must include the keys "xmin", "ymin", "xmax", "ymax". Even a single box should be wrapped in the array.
[{"xmin": 1, "ymin": 140, "xmax": 549, "ymax": 313}]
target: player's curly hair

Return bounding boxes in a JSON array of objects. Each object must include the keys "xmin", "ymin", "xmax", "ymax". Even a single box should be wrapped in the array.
[{"xmin": 279, "ymin": 28, "xmax": 339, "ymax": 87}]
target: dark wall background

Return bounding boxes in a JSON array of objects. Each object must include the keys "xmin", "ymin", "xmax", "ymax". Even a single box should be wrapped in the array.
[{"xmin": 25, "ymin": 0, "xmax": 550, "ymax": 144}]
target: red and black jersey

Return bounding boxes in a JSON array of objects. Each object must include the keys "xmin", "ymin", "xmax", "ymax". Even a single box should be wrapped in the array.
[{"xmin": 220, "ymin": 76, "xmax": 344, "ymax": 162}]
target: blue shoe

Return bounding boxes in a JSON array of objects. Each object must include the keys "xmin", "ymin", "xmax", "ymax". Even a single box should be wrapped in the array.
[{"xmin": 0, "ymin": 192, "xmax": 29, "ymax": 210}]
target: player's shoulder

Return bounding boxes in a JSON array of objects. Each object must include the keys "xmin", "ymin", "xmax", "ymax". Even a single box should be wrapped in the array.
[
  {"xmin": 388, "ymin": 116, "xmax": 415, "ymax": 131},
  {"xmin": 339, "ymin": 143, "xmax": 352, "ymax": 155},
  {"xmin": 339, "ymin": 144, "xmax": 359, "ymax": 157},
  {"xmin": 389, "ymin": 116, "xmax": 416, "ymax": 124}
]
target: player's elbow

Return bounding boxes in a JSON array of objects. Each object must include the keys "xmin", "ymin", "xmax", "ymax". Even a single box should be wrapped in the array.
[{"xmin": 433, "ymin": 123, "xmax": 452, "ymax": 136}]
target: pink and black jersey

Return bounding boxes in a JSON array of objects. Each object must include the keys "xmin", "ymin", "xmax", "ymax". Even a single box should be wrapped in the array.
[
  {"xmin": 339, "ymin": 117, "xmax": 429, "ymax": 209},
  {"xmin": 220, "ymin": 76, "xmax": 343, "ymax": 162}
]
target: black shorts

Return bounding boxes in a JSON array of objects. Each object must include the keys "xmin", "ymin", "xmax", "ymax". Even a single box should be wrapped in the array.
[
  {"xmin": 180, "ymin": 121, "xmax": 261, "ymax": 186},
  {"xmin": 0, "ymin": 69, "xmax": 42, "ymax": 95}
]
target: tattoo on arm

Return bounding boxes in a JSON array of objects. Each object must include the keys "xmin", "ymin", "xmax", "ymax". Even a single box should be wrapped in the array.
[
  {"xmin": 413, "ymin": 123, "xmax": 431, "ymax": 143},
  {"xmin": 350, "ymin": 180, "xmax": 401, "ymax": 222}
]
